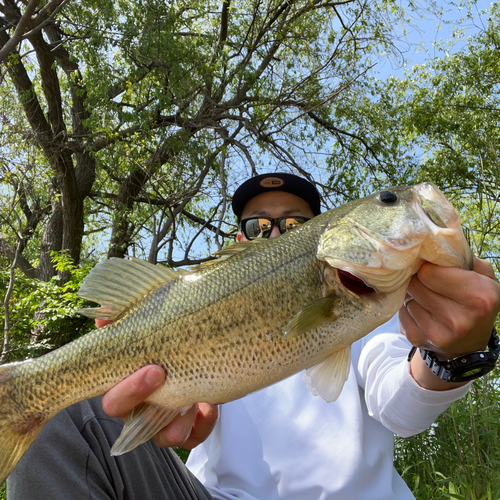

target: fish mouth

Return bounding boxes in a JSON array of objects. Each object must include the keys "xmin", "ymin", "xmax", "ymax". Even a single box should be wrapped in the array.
[{"xmin": 337, "ymin": 269, "xmax": 376, "ymax": 296}]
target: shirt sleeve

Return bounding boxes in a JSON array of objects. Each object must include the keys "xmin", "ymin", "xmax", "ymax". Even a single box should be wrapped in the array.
[{"xmin": 355, "ymin": 325, "xmax": 471, "ymax": 438}]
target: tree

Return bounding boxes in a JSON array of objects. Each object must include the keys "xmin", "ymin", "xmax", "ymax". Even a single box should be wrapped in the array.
[
  {"xmin": 321, "ymin": 1, "xmax": 500, "ymax": 271},
  {"xmin": 0, "ymin": 0, "xmax": 417, "ymax": 352},
  {"xmin": 0, "ymin": 0, "xmax": 409, "ymax": 272}
]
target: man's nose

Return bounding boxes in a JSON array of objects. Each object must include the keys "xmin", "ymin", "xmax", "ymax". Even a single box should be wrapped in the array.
[{"xmin": 269, "ymin": 225, "xmax": 281, "ymax": 238}]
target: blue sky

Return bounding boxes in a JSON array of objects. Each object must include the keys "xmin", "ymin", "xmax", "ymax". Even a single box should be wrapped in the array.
[{"xmin": 376, "ymin": 0, "xmax": 492, "ymax": 79}]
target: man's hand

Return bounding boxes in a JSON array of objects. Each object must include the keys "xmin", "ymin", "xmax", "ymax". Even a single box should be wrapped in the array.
[
  {"xmin": 96, "ymin": 320, "xmax": 218, "ymax": 449},
  {"xmin": 399, "ymin": 258, "xmax": 500, "ymax": 390}
]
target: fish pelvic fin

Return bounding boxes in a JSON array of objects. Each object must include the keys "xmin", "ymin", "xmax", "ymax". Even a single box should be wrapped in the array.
[
  {"xmin": 302, "ymin": 346, "xmax": 352, "ymax": 403},
  {"xmin": 110, "ymin": 402, "xmax": 192, "ymax": 456},
  {"xmin": 284, "ymin": 295, "xmax": 340, "ymax": 339},
  {"xmin": 77, "ymin": 257, "xmax": 183, "ymax": 320},
  {"xmin": 0, "ymin": 362, "xmax": 43, "ymax": 483}
]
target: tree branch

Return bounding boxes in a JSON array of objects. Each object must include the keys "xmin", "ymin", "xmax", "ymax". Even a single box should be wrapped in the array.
[
  {"xmin": 0, "ymin": 0, "xmax": 40, "ymax": 64},
  {"xmin": 0, "ymin": 237, "xmax": 37, "ymax": 278}
]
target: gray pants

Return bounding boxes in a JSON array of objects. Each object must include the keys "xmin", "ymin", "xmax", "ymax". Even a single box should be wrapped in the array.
[{"xmin": 7, "ymin": 397, "xmax": 213, "ymax": 500}]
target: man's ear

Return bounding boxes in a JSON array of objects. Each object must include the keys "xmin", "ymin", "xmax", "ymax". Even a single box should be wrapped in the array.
[{"xmin": 236, "ymin": 232, "xmax": 243, "ymax": 242}]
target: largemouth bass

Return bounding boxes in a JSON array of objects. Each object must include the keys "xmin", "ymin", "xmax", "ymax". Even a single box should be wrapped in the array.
[{"xmin": 0, "ymin": 182, "xmax": 472, "ymax": 483}]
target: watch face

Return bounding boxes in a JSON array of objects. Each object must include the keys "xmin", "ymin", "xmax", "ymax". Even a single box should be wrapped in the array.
[
  {"xmin": 459, "ymin": 367, "xmax": 485, "ymax": 380},
  {"xmin": 417, "ymin": 327, "xmax": 499, "ymax": 383},
  {"xmin": 448, "ymin": 357, "xmax": 497, "ymax": 383}
]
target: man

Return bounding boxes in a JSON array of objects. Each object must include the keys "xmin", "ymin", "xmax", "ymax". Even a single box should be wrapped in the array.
[{"xmin": 8, "ymin": 173, "xmax": 500, "ymax": 499}]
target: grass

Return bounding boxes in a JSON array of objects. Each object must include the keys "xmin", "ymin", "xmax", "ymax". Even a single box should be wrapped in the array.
[{"xmin": 394, "ymin": 369, "xmax": 500, "ymax": 499}]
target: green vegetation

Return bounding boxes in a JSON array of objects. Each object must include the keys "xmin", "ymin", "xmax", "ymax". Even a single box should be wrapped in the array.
[
  {"xmin": 395, "ymin": 368, "xmax": 500, "ymax": 499},
  {"xmin": 0, "ymin": 0, "xmax": 499, "ymax": 498}
]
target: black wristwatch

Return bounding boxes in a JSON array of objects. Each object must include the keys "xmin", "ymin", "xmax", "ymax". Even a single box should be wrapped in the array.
[{"xmin": 407, "ymin": 327, "xmax": 500, "ymax": 383}]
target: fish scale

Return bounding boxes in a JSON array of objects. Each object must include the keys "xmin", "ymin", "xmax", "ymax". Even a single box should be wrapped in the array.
[{"xmin": 0, "ymin": 182, "xmax": 472, "ymax": 483}]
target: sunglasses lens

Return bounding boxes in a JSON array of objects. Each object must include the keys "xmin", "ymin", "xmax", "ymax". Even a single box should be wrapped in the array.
[
  {"xmin": 241, "ymin": 217, "xmax": 310, "ymax": 239},
  {"xmin": 279, "ymin": 218, "xmax": 308, "ymax": 233},
  {"xmin": 244, "ymin": 218, "xmax": 273, "ymax": 239}
]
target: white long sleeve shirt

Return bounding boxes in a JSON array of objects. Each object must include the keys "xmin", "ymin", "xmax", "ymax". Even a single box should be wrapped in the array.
[{"xmin": 187, "ymin": 316, "xmax": 471, "ymax": 500}]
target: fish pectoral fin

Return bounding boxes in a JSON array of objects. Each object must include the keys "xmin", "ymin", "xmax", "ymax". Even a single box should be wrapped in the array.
[
  {"xmin": 284, "ymin": 295, "xmax": 340, "ymax": 339},
  {"xmin": 302, "ymin": 346, "xmax": 351, "ymax": 403},
  {"xmin": 110, "ymin": 402, "xmax": 193, "ymax": 456},
  {"xmin": 77, "ymin": 257, "xmax": 183, "ymax": 320}
]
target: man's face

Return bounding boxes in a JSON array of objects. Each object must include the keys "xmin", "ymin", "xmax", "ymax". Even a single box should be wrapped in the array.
[{"xmin": 237, "ymin": 191, "xmax": 315, "ymax": 242}]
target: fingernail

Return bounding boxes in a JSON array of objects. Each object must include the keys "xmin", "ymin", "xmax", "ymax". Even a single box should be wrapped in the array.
[{"xmin": 145, "ymin": 366, "xmax": 165, "ymax": 387}]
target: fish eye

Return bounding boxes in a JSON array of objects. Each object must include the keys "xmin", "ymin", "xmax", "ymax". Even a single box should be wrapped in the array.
[{"xmin": 378, "ymin": 191, "xmax": 399, "ymax": 205}]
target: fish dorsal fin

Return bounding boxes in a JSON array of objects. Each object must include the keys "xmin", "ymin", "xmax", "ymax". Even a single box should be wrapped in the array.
[
  {"xmin": 302, "ymin": 346, "xmax": 352, "ymax": 402},
  {"xmin": 77, "ymin": 257, "xmax": 181, "ymax": 320},
  {"xmin": 188, "ymin": 241, "xmax": 265, "ymax": 271},
  {"xmin": 213, "ymin": 240, "xmax": 264, "ymax": 258},
  {"xmin": 284, "ymin": 295, "xmax": 340, "ymax": 339}
]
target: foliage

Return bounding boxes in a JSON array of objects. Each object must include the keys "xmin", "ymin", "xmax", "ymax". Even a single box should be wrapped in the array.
[
  {"xmin": 395, "ymin": 368, "xmax": 500, "ymax": 500},
  {"xmin": 0, "ymin": 252, "xmax": 94, "ymax": 362},
  {"xmin": 0, "ymin": 0, "xmax": 428, "ymax": 348},
  {"xmin": 325, "ymin": 1, "xmax": 500, "ymax": 271},
  {"xmin": 0, "ymin": 0, "xmax": 417, "ymax": 280}
]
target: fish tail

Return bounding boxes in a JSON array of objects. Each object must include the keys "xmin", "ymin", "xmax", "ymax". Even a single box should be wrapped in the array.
[{"xmin": 0, "ymin": 362, "xmax": 43, "ymax": 483}]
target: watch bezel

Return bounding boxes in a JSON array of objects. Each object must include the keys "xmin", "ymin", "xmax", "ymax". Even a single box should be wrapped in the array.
[{"xmin": 408, "ymin": 327, "xmax": 499, "ymax": 383}]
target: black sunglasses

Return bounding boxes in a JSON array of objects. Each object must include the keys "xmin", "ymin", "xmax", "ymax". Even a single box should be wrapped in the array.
[{"xmin": 239, "ymin": 216, "xmax": 311, "ymax": 240}]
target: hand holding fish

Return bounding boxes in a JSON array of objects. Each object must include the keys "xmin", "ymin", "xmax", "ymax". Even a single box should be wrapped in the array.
[
  {"xmin": 102, "ymin": 259, "xmax": 500, "ymax": 446},
  {"xmin": 95, "ymin": 319, "xmax": 219, "ymax": 448},
  {"xmin": 401, "ymin": 258, "xmax": 500, "ymax": 390},
  {"xmin": 102, "ymin": 364, "xmax": 219, "ymax": 449}
]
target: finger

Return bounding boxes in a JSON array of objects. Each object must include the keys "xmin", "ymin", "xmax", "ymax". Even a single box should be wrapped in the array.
[
  {"xmin": 406, "ymin": 273, "xmax": 453, "ymax": 319},
  {"xmin": 415, "ymin": 262, "xmax": 499, "ymax": 310},
  {"xmin": 404, "ymin": 273, "xmax": 462, "ymax": 344},
  {"xmin": 400, "ymin": 279, "xmax": 496, "ymax": 357},
  {"xmin": 102, "ymin": 365, "xmax": 165, "ymax": 419},
  {"xmin": 153, "ymin": 404, "xmax": 198, "ymax": 448},
  {"xmin": 409, "ymin": 264, "xmax": 500, "ymax": 329},
  {"xmin": 399, "ymin": 298, "xmax": 439, "ymax": 349},
  {"xmin": 95, "ymin": 319, "xmax": 113, "ymax": 328},
  {"xmin": 415, "ymin": 263, "xmax": 473, "ymax": 304},
  {"xmin": 405, "ymin": 273, "xmax": 465, "ymax": 341},
  {"xmin": 182, "ymin": 403, "xmax": 219, "ymax": 450},
  {"xmin": 472, "ymin": 257, "xmax": 498, "ymax": 281},
  {"xmin": 400, "ymin": 297, "xmax": 456, "ymax": 349}
]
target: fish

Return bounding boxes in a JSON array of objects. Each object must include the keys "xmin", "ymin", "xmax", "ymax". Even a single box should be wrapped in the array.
[{"xmin": 0, "ymin": 182, "xmax": 472, "ymax": 483}]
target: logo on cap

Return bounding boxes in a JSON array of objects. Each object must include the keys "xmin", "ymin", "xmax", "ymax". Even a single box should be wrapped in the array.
[{"xmin": 260, "ymin": 177, "xmax": 285, "ymax": 188}]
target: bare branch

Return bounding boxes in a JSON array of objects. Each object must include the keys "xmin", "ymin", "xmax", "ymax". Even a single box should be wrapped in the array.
[
  {"xmin": 147, "ymin": 148, "xmax": 221, "ymax": 263},
  {"xmin": 0, "ymin": 237, "xmax": 37, "ymax": 278},
  {"xmin": 0, "ymin": 0, "xmax": 71, "ymax": 63},
  {"xmin": 1, "ymin": 236, "xmax": 24, "ymax": 363},
  {"xmin": 181, "ymin": 209, "xmax": 235, "ymax": 239},
  {"xmin": 0, "ymin": 0, "xmax": 40, "ymax": 64}
]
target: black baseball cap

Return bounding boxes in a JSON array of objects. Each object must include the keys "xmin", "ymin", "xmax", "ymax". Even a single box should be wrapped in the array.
[{"xmin": 232, "ymin": 173, "xmax": 321, "ymax": 219}]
